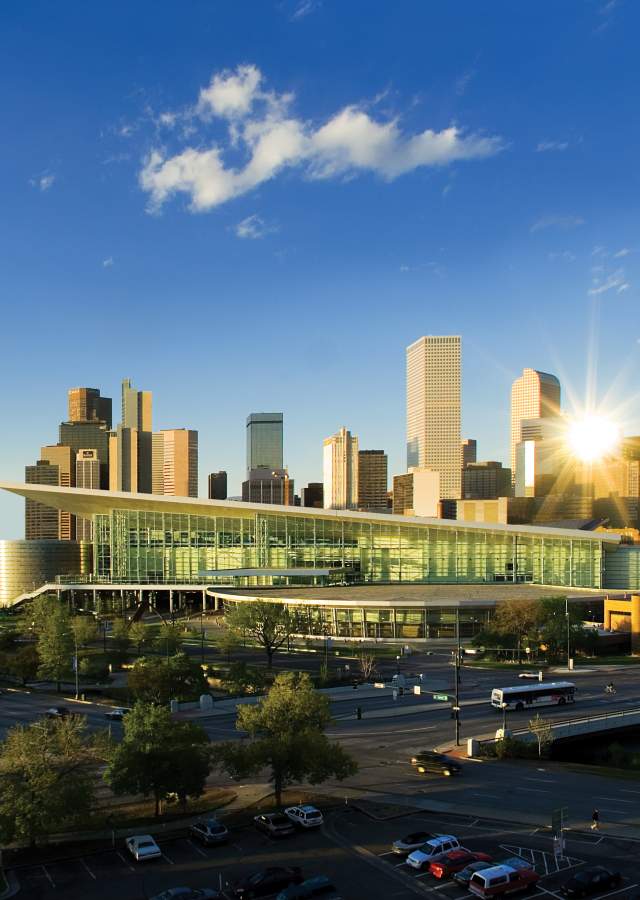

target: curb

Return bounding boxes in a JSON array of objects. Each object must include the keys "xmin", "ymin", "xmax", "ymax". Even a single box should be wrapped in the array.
[{"xmin": 0, "ymin": 870, "xmax": 20, "ymax": 899}]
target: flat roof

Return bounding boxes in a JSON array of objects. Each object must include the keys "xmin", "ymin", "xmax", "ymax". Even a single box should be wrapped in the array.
[{"xmin": 0, "ymin": 482, "xmax": 621, "ymax": 544}]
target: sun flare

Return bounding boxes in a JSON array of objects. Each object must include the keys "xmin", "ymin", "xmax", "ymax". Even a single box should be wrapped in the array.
[{"xmin": 566, "ymin": 415, "xmax": 621, "ymax": 463}]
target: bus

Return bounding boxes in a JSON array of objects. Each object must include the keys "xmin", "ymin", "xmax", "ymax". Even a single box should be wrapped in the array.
[{"xmin": 491, "ymin": 681, "xmax": 576, "ymax": 712}]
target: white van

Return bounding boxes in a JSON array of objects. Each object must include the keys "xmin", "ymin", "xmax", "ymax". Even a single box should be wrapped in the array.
[{"xmin": 406, "ymin": 835, "xmax": 461, "ymax": 870}]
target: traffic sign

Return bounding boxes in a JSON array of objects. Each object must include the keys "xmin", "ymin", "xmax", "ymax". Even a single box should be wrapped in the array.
[{"xmin": 433, "ymin": 693, "xmax": 449, "ymax": 701}]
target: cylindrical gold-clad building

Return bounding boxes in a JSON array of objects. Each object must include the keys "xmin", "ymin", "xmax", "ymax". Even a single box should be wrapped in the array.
[{"xmin": 0, "ymin": 540, "xmax": 91, "ymax": 607}]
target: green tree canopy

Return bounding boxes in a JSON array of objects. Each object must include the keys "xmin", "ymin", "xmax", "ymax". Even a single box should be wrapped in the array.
[
  {"xmin": 223, "ymin": 660, "xmax": 265, "ymax": 696},
  {"xmin": 29, "ymin": 596, "xmax": 74, "ymax": 691},
  {"xmin": 128, "ymin": 620, "xmax": 149, "ymax": 654},
  {"xmin": 224, "ymin": 601, "xmax": 295, "ymax": 667},
  {"xmin": 105, "ymin": 703, "xmax": 210, "ymax": 815},
  {"xmin": 212, "ymin": 671, "xmax": 357, "ymax": 805},
  {"xmin": 128, "ymin": 653, "xmax": 208, "ymax": 705},
  {"xmin": 0, "ymin": 716, "xmax": 97, "ymax": 846},
  {"xmin": 153, "ymin": 622, "xmax": 184, "ymax": 656},
  {"xmin": 9, "ymin": 645, "xmax": 41, "ymax": 686},
  {"xmin": 71, "ymin": 615, "xmax": 98, "ymax": 650}
]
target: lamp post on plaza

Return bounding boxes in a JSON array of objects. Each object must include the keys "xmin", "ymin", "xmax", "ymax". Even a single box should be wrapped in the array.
[
  {"xmin": 566, "ymin": 596, "xmax": 572, "ymax": 670},
  {"xmin": 396, "ymin": 654, "xmax": 401, "ymax": 675},
  {"xmin": 501, "ymin": 701, "xmax": 508, "ymax": 734}
]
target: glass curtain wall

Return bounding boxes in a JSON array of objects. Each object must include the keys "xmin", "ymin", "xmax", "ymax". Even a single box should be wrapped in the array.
[{"xmin": 94, "ymin": 509, "xmax": 604, "ymax": 589}]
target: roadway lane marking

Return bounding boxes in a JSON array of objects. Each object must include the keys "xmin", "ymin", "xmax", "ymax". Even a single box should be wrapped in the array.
[
  {"xmin": 594, "ymin": 796, "xmax": 634, "ymax": 803},
  {"xmin": 524, "ymin": 777, "xmax": 557, "ymax": 784},
  {"xmin": 472, "ymin": 793, "xmax": 500, "ymax": 799},
  {"xmin": 327, "ymin": 725, "xmax": 437, "ymax": 737},
  {"xmin": 80, "ymin": 858, "xmax": 96, "ymax": 880},
  {"xmin": 517, "ymin": 787, "xmax": 552, "ymax": 793}
]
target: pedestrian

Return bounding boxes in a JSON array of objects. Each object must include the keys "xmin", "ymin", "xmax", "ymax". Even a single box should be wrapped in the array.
[{"xmin": 591, "ymin": 808, "xmax": 599, "ymax": 831}]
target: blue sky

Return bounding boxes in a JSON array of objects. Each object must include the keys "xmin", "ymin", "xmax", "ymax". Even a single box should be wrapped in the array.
[{"xmin": 1, "ymin": 0, "xmax": 639, "ymax": 536}]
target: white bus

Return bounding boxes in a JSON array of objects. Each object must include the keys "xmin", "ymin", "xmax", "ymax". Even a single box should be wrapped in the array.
[{"xmin": 491, "ymin": 681, "xmax": 576, "ymax": 712}]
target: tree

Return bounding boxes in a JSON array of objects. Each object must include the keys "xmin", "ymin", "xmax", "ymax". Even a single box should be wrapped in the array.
[
  {"xmin": 128, "ymin": 621, "xmax": 149, "ymax": 655},
  {"xmin": 217, "ymin": 628, "xmax": 242, "ymax": 663},
  {"xmin": 0, "ymin": 716, "xmax": 96, "ymax": 846},
  {"xmin": 9, "ymin": 645, "xmax": 40, "ymax": 686},
  {"xmin": 105, "ymin": 703, "xmax": 210, "ymax": 816},
  {"xmin": 154, "ymin": 622, "xmax": 183, "ymax": 657},
  {"xmin": 110, "ymin": 618, "xmax": 131, "ymax": 656},
  {"xmin": 71, "ymin": 615, "xmax": 98, "ymax": 651},
  {"xmin": 223, "ymin": 661, "xmax": 265, "ymax": 695},
  {"xmin": 358, "ymin": 652, "xmax": 377, "ymax": 681},
  {"xmin": 536, "ymin": 597, "xmax": 591, "ymax": 660},
  {"xmin": 224, "ymin": 601, "xmax": 295, "ymax": 668},
  {"xmin": 128, "ymin": 653, "xmax": 208, "ymax": 705},
  {"xmin": 212, "ymin": 671, "xmax": 357, "ymax": 805},
  {"xmin": 494, "ymin": 599, "xmax": 539, "ymax": 647},
  {"xmin": 528, "ymin": 713, "xmax": 553, "ymax": 758},
  {"xmin": 30, "ymin": 596, "xmax": 73, "ymax": 691}
]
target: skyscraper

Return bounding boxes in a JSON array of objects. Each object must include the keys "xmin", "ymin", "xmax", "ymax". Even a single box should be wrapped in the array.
[
  {"xmin": 406, "ymin": 335, "xmax": 462, "ymax": 500},
  {"xmin": 155, "ymin": 429, "xmax": 198, "ymax": 497},
  {"xmin": 208, "ymin": 471, "xmax": 228, "ymax": 500},
  {"xmin": 246, "ymin": 413, "xmax": 283, "ymax": 472},
  {"xmin": 461, "ymin": 439, "xmax": 477, "ymax": 468},
  {"xmin": 510, "ymin": 368, "xmax": 561, "ymax": 486},
  {"xmin": 358, "ymin": 450, "xmax": 388, "ymax": 511},
  {"xmin": 40, "ymin": 445, "xmax": 74, "ymax": 539},
  {"xmin": 242, "ymin": 468, "xmax": 294, "ymax": 505},
  {"xmin": 302, "ymin": 482, "xmax": 324, "ymax": 508},
  {"xmin": 25, "ymin": 460, "xmax": 60, "ymax": 539},
  {"xmin": 75, "ymin": 449, "xmax": 100, "ymax": 540},
  {"xmin": 392, "ymin": 468, "xmax": 441, "ymax": 517},
  {"xmin": 59, "ymin": 420, "xmax": 110, "ymax": 488},
  {"xmin": 323, "ymin": 427, "xmax": 359, "ymax": 510},
  {"xmin": 67, "ymin": 387, "xmax": 112, "ymax": 429},
  {"xmin": 111, "ymin": 379, "xmax": 153, "ymax": 493}
]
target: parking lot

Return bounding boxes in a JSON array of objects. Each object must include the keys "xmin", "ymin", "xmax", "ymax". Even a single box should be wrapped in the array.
[
  {"xmin": 327, "ymin": 805, "xmax": 640, "ymax": 899},
  {"xmin": 9, "ymin": 806, "xmax": 640, "ymax": 900}
]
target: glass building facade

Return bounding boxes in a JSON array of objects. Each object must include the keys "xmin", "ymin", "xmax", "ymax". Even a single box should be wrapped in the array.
[
  {"xmin": 246, "ymin": 413, "xmax": 284, "ymax": 471},
  {"xmin": 94, "ymin": 507, "xmax": 606, "ymax": 589}
]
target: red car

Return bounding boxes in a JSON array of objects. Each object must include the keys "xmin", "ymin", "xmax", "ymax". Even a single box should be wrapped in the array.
[{"xmin": 430, "ymin": 849, "xmax": 493, "ymax": 880}]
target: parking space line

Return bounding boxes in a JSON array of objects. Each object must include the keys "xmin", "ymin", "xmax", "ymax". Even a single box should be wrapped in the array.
[
  {"xmin": 81, "ymin": 858, "xmax": 97, "ymax": 880},
  {"xmin": 594, "ymin": 796, "xmax": 634, "ymax": 803},
  {"xmin": 186, "ymin": 838, "xmax": 208, "ymax": 858},
  {"xmin": 116, "ymin": 850, "xmax": 135, "ymax": 872},
  {"xmin": 161, "ymin": 850, "xmax": 175, "ymax": 864},
  {"xmin": 596, "ymin": 886, "xmax": 638, "ymax": 899},
  {"xmin": 378, "ymin": 850, "xmax": 396, "ymax": 857},
  {"xmin": 41, "ymin": 865, "xmax": 55, "ymax": 889}
]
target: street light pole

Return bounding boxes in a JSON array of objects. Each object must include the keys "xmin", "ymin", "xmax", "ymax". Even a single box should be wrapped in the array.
[
  {"xmin": 453, "ymin": 608, "xmax": 461, "ymax": 746},
  {"xmin": 73, "ymin": 631, "xmax": 79, "ymax": 701},
  {"xmin": 501, "ymin": 701, "xmax": 508, "ymax": 733},
  {"xmin": 565, "ymin": 596, "xmax": 571, "ymax": 670},
  {"xmin": 200, "ymin": 610, "xmax": 205, "ymax": 665}
]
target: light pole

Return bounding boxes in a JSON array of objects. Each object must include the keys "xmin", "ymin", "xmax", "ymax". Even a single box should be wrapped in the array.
[
  {"xmin": 565, "ymin": 597, "xmax": 571, "ymax": 670},
  {"xmin": 454, "ymin": 608, "xmax": 461, "ymax": 746},
  {"xmin": 200, "ymin": 609, "xmax": 205, "ymax": 665},
  {"xmin": 501, "ymin": 701, "xmax": 508, "ymax": 734},
  {"xmin": 396, "ymin": 654, "xmax": 401, "ymax": 675},
  {"xmin": 71, "ymin": 630, "xmax": 80, "ymax": 700}
]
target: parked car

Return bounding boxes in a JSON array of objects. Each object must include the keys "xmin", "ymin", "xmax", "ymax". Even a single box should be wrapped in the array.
[
  {"xmin": 406, "ymin": 835, "xmax": 462, "ymax": 870},
  {"xmin": 276, "ymin": 875, "xmax": 336, "ymax": 899},
  {"xmin": 560, "ymin": 866, "xmax": 622, "ymax": 897},
  {"xmin": 232, "ymin": 867, "xmax": 303, "ymax": 898},
  {"xmin": 410, "ymin": 751, "xmax": 461, "ymax": 776},
  {"xmin": 189, "ymin": 818, "xmax": 229, "ymax": 846},
  {"xmin": 149, "ymin": 889, "xmax": 222, "ymax": 900},
  {"xmin": 430, "ymin": 849, "xmax": 493, "ymax": 880},
  {"xmin": 46, "ymin": 706, "xmax": 70, "ymax": 719},
  {"xmin": 125, "ymin": 834, "xmax": 162, "ymax": 861},
  {"xmin": 453, "ymin": 860, "xmax": 496, "ymax": 887},
  {"xmin": 469, "ymin": 861, "xmax": 539, "ymax": 897},
  {"xmin": 105, "ymin": 706, "xmax": 131, "ymax": 721},
  {"xmin": 284, "ymin": 805, "xmax": 324, "ymax": 828},
  {"xmin": 254, "ymin": 813, "xmax": 295, "ymax": 838},
  {"xmin": 392, "ymin": 831, "xmax": 434, "ymax": 856}
]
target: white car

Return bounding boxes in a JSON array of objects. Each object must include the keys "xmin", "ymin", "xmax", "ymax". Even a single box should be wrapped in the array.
[
  {"xmin": 125, "ymin": 834, "xmax": 162, "ymax": 861},
  {"xmin": 105, "ymin": 707, "xmax": 132, "ymax": 721},
  {"xmin": 406, "ymin": 835, "xmax": 461, "ymax": 870},
  {"xmin": 518, "ymin": 672, "xmax": 541, "ymax": 680},
  {"xmin": 284, "ymin": 805, "xmax": 324, "ymax": 828}
]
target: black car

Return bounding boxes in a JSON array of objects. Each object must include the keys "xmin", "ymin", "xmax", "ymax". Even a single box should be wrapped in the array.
[
  {"xmin": 410, "ymin": 751, "xmax": 462, "ymax": 776},
  {"xmin": 232, "ymin": 867, "xmax": 303, "ymax": 899},
  {"xmin": 561, "ymin": 866, "xmax": 622, "ymax": 897}
]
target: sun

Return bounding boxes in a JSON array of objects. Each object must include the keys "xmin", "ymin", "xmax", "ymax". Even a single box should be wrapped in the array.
[{"xmin": 566, "ymin": 415, "xmax": 621, "ymax": 463}]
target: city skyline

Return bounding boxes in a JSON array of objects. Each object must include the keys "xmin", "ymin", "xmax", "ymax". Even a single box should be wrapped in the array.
[{"xmin": 1, "ymin": 1, "xmax": 639, "ymax": 534}]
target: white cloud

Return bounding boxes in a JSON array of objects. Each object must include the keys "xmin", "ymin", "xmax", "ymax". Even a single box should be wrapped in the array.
[
  {"xmin": 548, "ymin": 251, "xmax": 576, "ymax": 262},
  {"xmin": 119, "ymin": 123, "xmax": 135, "ymax": 137},
  {"xmin": 588, "ymin": 267, "xmax": 630, "ymax": 295},
  {"xmin": 614, "ymin": 247, "xmax": 631, "ymax": 257},
  {"xmin": 102, "ymin": 257, "xmax": 114, "ymax": 267},
  {"xmin": 158, "ymin": 111, "xmax": 178, "ymax": 128},
  {"xmin": 536, "ymin": 140, "xmax": 569, "ymax": 152},
  {"xmin": 139, "ymin": 64, "xmax": 504, "ymax": 214},
  {"xmin": 530, "ymin": 215, "xmax": 585, "ymax": 233},
  {"xmin": 29, "ymin": 172, "xmax": 56, "ymax": 192},
  {"xmin": 234, "ymin": 214, "xmax": 276, "ymax": 239},
  {"xmin": 454, "ymin": 68, "xmax": 477, "ymax": 96},
  {"xmin": 291, "ymin": 0, "xmax": 321, "ymax": 20}
]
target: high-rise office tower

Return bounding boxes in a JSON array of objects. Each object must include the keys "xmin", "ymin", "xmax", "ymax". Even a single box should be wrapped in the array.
[
  {"xmin": 461, "ymin": 439, "xmax": 477, "ymax": 468},
  {"xmin": 67, "ymin": 387, "xmax": 112, "ymax": 429},
  {"xmin": 323, "ymin": 427, "xmax": 359, "ymax": 510},
  {"xmin": 302, "ymin": 482, "xmax": 324, "ymax": 508},
  {"xmin": 242, "ymin": 467, "xmax": 294, "ymax": 505},
  {"xmin": 25, "ymin": 460, "xmax": 60, "ymax": 539},
  {"xmin": 111, "ymin": 379, "xmax": 153, "ymax": 493},
  {"xmin": 154, "ymin": 429, "xmax": 198, "ymax": 497},
  {"xmin": 406, "ymin": 335, "xmax": 462, "ymax": 500},
  {"xmin": 246, "ymin": 413, "xmax": 283, "ymax": 472},
  {"xmin": 59, "ymin": 420, "xmax": 110, "ymax": 488},
  {"xmin": 392, "ymin": 468, "xmax": 441, "ymax": 517},
  {"xmin": 151, "ymin": 433, "xmax": 165, "ymax": 495},
  {"xmin": 463, "ymin": 461, "xmax": 512, "ymax": 500},
  {"xmin": 510, "ymin": 368, "xmax": 561, "ymax": 486},
  {"xmin": 358, "ymin": 450, "xmax": 388, "ymax": 511},
  {"xmin": 40, "ymin": 444, "xmax": 75, "ymax": 539},
  {"xmin": 208, "ymin": 471, "xmax": 228, "ymax": 500},
  {"xmin": 75, "ymin": 449, "xmax": 100, "ymax": 540}
]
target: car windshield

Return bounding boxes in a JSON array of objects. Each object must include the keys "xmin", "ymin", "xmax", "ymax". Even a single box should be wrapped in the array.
[
  {"xmin": 139, "ymin": 841, "xmax": 156, "ymax": 849},
  {"xmin": 271, "ymin": 815, "xmax": 289, "ymax": 825},
  {"xmin": 306, "ymin": 812, "xmax": 321, "ymax": 819}
]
